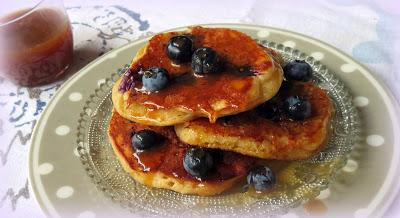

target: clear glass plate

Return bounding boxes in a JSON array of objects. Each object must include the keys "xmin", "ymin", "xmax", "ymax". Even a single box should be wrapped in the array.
[{"xmin": 76, "ymin": 40, "xmax": 361, "ymax": 217}]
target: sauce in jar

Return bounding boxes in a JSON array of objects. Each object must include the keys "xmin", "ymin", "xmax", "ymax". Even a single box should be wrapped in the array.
[{"xmin": 0, "ymin": 8, "xmax": 73, "ymax": 86}]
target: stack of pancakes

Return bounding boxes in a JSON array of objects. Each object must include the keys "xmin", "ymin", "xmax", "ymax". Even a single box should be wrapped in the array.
[{"xmin": 108, "ymin": 26, "xmax": 332, "ymax": 196}]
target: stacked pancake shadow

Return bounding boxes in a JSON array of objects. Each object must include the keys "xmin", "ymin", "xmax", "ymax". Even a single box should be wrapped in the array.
[{"xmin": 108, "ymin": 27, "xmax": 332, "ymax": 196}]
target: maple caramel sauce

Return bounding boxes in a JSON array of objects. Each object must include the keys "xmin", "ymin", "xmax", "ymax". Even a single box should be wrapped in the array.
[
  {"xmin": 0, "ymin": 8, "xmax": 73, "ymax": 86},
  {"xmin": 304, "ymin": 199, "xmax": 328, "ymax": 215},
  {"xmin": 124, "ymin": 27, "xmax": 273, "ymax": 119},
  {"xmin": 109, "ymin": 111, "xmax": 257, "ymax": 182}
]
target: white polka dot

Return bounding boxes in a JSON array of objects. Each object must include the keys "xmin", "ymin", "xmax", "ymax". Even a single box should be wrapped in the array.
[
  {"xmin": 366, "ymin": 135, "xmax": 385, "ymax": 147},
  {"xmin": 97, "ymin": 79, "xmax": 106, "ymax": 87},
  {"xmin": 38, "ymin": 163, "xmax": 54, "ymax": 175},
  {"xmin": 354, "ymin": 208, "xmax": 369, "ymax": 218},
  {"xmin": 353, "ymin": 96, "xmax": 369, "ymax": 107},
  {"xmin": 74, "ymin": 147, "xmax": 80, "ymax": 157},
  {"xmin": 68, "ymin": 92, "xmax": 82, "ymax": 102},
  {"xmin": 343, "ymin": 160, "xmax": 358, "ymax": 173},
  {"xmin": 280, "ymin": 213, "xmax": 299, "ymax": 218},
  {"xmin": 316, "ymin": 188, "xmax": 331, "ymax": 200},
  {"xmin": 56, "ymin": 186, "xmax": 74, "ymax": 199},
  {"xmin": 311, "ymin": 52, "xmax": 324, "ymax": 60},
  {"xmin": 340, "ymin": 63, "xmax": 357, "ymax": 73},
  {"xmin": 257, "ymin": 30, "xmax": 270, "ymax": 38},
  {"xmin": 55, "ymin": 125, "xmax": 70, "ymax": 136},
  {"xmin": 283, "ymin": 40, "xmax": 296, "ymax": 48},
  {"xmin": 77, "ymin": 211, "xmax": 96, "ymax": 218}
]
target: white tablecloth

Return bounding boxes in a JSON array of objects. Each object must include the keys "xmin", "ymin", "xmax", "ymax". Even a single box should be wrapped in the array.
[{"xmin": 0, "ymin": 0, "xmax": 399, "ymax": 217}]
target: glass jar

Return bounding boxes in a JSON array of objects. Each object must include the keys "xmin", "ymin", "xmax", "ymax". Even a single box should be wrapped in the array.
[{"xmin": 0, "ymin": 0, "xmax": 73, "ymax": 86}]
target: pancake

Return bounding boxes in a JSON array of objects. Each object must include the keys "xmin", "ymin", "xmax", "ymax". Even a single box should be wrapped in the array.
[
  {"xmin": 262, "ymin": 46, "xmax": 285, "ymax": 67},
  {"xmin": 175, "ymin": 82, "xmax": 333, "ymax": 160},
  {"xmin": 108, "ymin": 110, "xmax": 258, "ymax": 196},
  {"xmin": 112, "ymin": 26, "xmax": 283, "ymax": 126}
]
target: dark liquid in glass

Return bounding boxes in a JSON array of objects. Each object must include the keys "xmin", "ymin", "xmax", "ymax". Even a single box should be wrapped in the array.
[{"xmin": 0, "ymin": 8, "xmax": 73, "ymax": 86}]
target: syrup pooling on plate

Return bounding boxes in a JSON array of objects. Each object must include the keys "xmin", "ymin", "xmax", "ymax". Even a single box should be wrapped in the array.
[
  {"xmin": 108, "ymin": 111, "xmax": 257, "ymax": 182},
  {"xmin": 119, "ymin": 27, "xmax": 275, "ymax": 121}
]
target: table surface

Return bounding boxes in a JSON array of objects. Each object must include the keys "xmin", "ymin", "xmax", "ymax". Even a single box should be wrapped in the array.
[{"xmin": 0, "ymin": 0, "xmax": 399, "ymax": 217}]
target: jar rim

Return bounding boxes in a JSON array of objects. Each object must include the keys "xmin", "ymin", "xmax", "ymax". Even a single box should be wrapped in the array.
[{"xmin": 0, "ymin": 0, "xmax": 46, "ymax": 27}]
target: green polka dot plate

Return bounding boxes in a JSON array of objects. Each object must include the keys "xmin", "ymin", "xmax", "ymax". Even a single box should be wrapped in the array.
[{"xmin": 28, "ymin": 24, "xmax": 400, "ymax": 218}]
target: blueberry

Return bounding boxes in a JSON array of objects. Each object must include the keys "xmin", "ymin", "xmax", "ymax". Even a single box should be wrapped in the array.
[
  {"xmin": 256, "ymin": 101, "xmax": 280, "ymax": 121},
  {"xmin": 118, "ymin": 68, "xmax": 141, "ymax": 93},
  {"xmin": 191, "ymin": 47, "xmax": 220, "ymax": 75},
  {"xmin": 142, "ymin": 67, "xmax": 169, "ymax": 92},
  {"xmin": 247, "ymin": 165, "xmax": 276, "ymax": 191},
  {"xmin": 283, "ymin": 60, "xmax": 313, "ymax": 82},
  {"xmin": 210, "ymin": 149, "xmax": 224, "ymax": 162},
  {"xmin": 132, "ymin": 129, "xmax": 162, "ymax": 150},
  {"xmin": 183, "ymin": 148, "xmax": 214, "ymax": 178},
  {"xmin": 283, "ymin": 96, "xmax": 312, "ymax": 120},
  {"xmin": 166, "ymin": 35, "xmax": 193, "ymax": 63},
  {"xmin": 236, "ymin": 65, "xmax": 256, "ymax": 76},
  {"xmin": 279, "ymin": 79, "xmax": 291, "ymax": 91}
]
